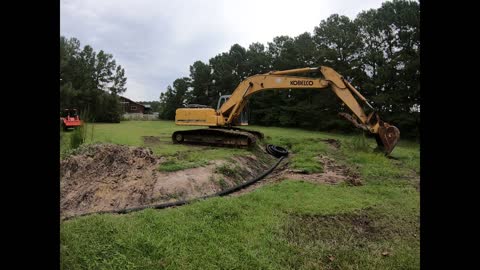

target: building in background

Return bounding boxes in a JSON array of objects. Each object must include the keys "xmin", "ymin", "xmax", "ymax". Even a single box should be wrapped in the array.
[
  {"xmin": 119, "ymin": 96, "xmax": 156, "ymax": 120},
  {"xmin": 119, "ymin": 96, "xmax": 147, "ymax": 114},
  {"xmin": 143, "ymin": 104, "xmax": 152, "ymax": 114}
]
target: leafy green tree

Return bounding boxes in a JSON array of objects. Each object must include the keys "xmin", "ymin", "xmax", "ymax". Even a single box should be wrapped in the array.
[
  {"xmin": 188, "ymin": 61, "xmax": 212, "ymax": 106},
  {"xmin": 355, "ymin": 0, "xmax": 420, "ymax": 137},
  {"xmin": 159, "ymin": 78, "xmax": 191, "ymax": 120},
  {"xmin": 267, "ymin": 36, "xmax": 298, "ymax": 70},
  {"xmin": 110, "ymin": 65, "xmax": 127, "ymax": 94},
  {"xmin": 208, "ymin": 44, "xmax": 248, "ymax": 108},
  {"xmin": 314, "ymin": 14, "xmax": 363, "ymax": 78},
  {"xmin": 60, "ymin": 36, "xmax": 128, "ymax": 122},
  {"xmin": 244, "ymin": 43, "xmax": 272, "ymax": 74},
  {"xmin": 165, "ymin": 0, "xmax": 420, "ymax": 138},
  {"xmin": 310, "ymin": 14, "xmax": 366, "ymax": 131}
]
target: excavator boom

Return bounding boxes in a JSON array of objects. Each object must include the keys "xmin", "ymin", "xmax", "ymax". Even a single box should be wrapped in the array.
[{"xmin": 174, "ymin": 66, "xmax": 400, "ymax": 155}]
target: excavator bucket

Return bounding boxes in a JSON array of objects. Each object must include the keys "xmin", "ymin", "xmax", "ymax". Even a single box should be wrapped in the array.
[
  {"xmin": 339, "ymin": 112, "xmax": 400, "ymax": 155},
  {"xmin": 375, "ymin": 122, "xmax": 400, "ymax": 155}
]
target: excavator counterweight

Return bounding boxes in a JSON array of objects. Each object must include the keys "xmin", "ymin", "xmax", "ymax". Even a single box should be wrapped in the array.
[{"xmin": 173, "ymin": 66, "xmax": 400, "ymax": 155}]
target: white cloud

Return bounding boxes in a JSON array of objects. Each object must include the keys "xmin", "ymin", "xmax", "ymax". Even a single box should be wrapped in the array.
[{"xmin": 61, "ymin": 0, "xmax": 386, "ymax": 101}]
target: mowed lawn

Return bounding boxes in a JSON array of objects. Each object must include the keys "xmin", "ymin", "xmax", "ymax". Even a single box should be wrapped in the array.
[{"xmin": 60, "ymin": 121, "xmax": 420, "ymax": 270}]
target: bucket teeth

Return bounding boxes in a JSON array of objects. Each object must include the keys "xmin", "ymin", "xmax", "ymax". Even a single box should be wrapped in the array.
[{"xmin": 376, "ymin": 124, "xmax": 400, "ymax": 155}]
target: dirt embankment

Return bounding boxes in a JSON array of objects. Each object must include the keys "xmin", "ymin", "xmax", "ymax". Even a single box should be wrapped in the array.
[
  {"xmin": 60, "ymin": 138, "xmax": 361, "ymax": 219},
  {"xmin": 60, "ymin": 144, "xmax": 275, "ymax": 218}
]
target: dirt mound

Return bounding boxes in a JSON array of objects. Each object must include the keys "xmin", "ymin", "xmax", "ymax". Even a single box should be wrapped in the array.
[
  {"xmin": 60, "ymin": 142, "xmax": 361, "ymax": 219},
  {"xmin": 60, "ymin": 144, "xmax": 275, "ymax": 218}
]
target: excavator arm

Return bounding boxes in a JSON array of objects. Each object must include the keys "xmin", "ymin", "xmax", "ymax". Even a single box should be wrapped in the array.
[
  {"xmin": 219, "ymin": 67, "xmax": 368, "ymax": 126},
  {"xmin": 175, "ymin": 66, "xmax": 400, "ymax": 155}
]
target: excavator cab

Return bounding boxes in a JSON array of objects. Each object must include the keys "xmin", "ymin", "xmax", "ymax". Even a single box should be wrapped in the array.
[
  {"xmin": 216, "ymin": 95, "xmax": 230, "ymax": 111},
  {"xmin": 217, "ymin": 95, "xmax": 248, "ymax": 125}
]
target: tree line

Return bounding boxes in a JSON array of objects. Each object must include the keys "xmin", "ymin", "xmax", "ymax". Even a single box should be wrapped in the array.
[
  {"xmin": 60, "ymin": 36, "xmax": 127, "ymax": 122},
  {"xmin": 159, "ymin": 0, "xmax": 419, "ymax": 138}
]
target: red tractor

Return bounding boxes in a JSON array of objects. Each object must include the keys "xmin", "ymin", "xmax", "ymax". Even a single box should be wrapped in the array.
[{"xmin": 60, "ymin": 109, "xmax": 83, "ymax": 131}]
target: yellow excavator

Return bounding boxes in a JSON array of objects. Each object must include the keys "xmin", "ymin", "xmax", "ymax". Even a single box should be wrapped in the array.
[{"xmin": 173, "ymin": 66, "xmax": 400, "ymax": 155}]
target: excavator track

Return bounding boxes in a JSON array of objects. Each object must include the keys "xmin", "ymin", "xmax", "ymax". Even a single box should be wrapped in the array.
[
  {"xmin": 229, "ymin": 127, "xmax": 264, "ymax": 140},
  {"xmin": 172, "ymin": 128, "xmax": 263, "ymax": 147}
]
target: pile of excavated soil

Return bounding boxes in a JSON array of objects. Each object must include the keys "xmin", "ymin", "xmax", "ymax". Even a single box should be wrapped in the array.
[
  {"xmin": 61, "ymin": 138, "xmax": 361, "ymax": 219},
  {"xmin": 60, "ymin": 144, "xmax": 276, "ymax": 218}
]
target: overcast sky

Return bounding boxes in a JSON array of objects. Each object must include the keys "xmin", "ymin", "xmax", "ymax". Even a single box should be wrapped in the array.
[{"xmin": 61, "ymin": 0, "xmax": 386, "ymax": 101}]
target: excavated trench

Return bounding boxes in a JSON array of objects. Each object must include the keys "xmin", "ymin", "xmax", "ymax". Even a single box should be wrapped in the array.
[
  {"xmin": 60, "ymin": 143, "xmax": 277, "ymax": 219},
  {"xmin": 60, "ymin": 138, "xmax": 360, "ymax": 219}
]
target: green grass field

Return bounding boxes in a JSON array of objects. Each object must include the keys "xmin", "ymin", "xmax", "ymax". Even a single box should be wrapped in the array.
[{"xmin": 60, "ymin": 121, "xmax": 420, "ymax": 269}]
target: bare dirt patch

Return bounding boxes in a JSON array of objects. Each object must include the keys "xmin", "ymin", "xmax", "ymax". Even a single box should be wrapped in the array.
[
  {"xmin": 403, "ymin": 171, "xmax": 420, "ymax": 192},
  {"xmin": 284, "ymin": 208, "xmax": 383, "ymax": 245},
  {"xmin": 60, "ymin": 144, "xmax": 275, "ymax": 219},
  {"xmin": 231, "ymin": 155, "xmax": 361, "ymax": 197},
  {"xmin": 229, "ymin": 160, "xmax": 290, "ymax": 196},
  {"xmin": 283, "ymin": 155, "xmax": 361, "ymax": 186},
  {"xmin": 281, "ymin": 207, "xmax": 419, "ymax": 267},
  {"xmin": 142, "ymin": 136, "xmax": 161, "ymax": 145},
  {"xmin": 320, "ymin": 138, "xmax": 341, "ymax": 149}
]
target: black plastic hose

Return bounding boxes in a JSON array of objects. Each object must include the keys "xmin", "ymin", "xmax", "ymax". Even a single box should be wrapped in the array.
[
  {"xmin": 266, "ymin": 144, "xmax": 289, "ymax": 158},
  {"xmin": 63, "ymin": 155, "xmax": 286, "ymax": 221}
]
